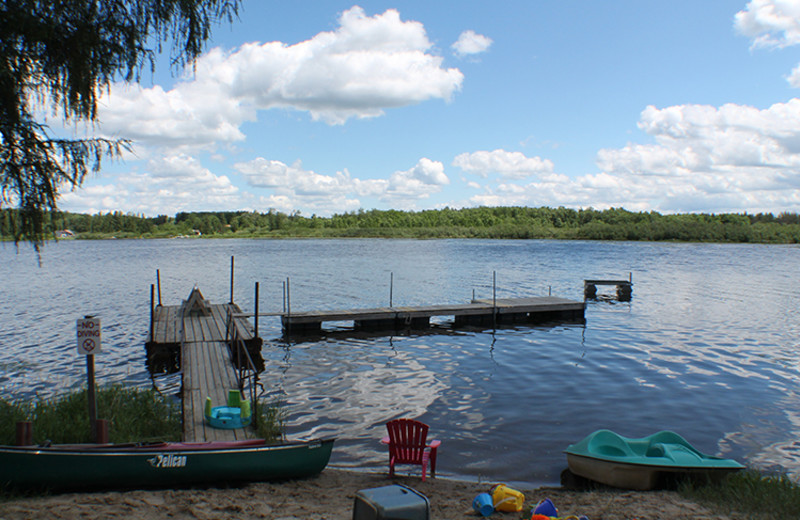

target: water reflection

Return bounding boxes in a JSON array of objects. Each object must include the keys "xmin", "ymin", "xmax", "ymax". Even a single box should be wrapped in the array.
[{"xmin": 1, "ymin": 239, "xmax": 799, "ymax": 484}]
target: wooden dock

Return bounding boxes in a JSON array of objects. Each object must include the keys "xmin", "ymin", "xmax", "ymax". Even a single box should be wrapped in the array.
[
  {"xmin": 145, "ymin": 288, "xmax": 262, "ymax": 442},
  {"xmin": 281, "ymin": 296, "xmax": 585, "ymax": 335},
  {"xmin": 584, "ymin": 277, "xmax": 633, "ymax": 301}
]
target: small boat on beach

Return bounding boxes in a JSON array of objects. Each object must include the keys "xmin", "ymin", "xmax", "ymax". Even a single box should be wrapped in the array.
[
  {"xmin": 0, "ymin": 438, "xmax": 334, "ymax": 491},
  {"xmin": 564, "ymin": 429, "xmax": 743, "ymax": 490}
]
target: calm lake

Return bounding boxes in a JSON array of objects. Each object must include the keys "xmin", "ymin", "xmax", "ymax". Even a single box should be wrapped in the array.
[{"xmin": 2, "ymin": 238, "xmax": 799, "ymax": 486}]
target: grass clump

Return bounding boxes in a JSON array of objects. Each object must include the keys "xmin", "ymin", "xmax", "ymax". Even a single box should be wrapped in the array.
[
  {"xmin": 2, "ymin": 386, "xmax": 286, "ymax": 446},
  {"xmin": 0, "ymin": 385, "xmax": 181, "ymax": 445},
  {"xmin": 680, "ymin": 469, "xmax": 800, "ymax": 519},
  {"xmin": 254, "ymin": 398, "xmax": 285, "ymax": 442}
]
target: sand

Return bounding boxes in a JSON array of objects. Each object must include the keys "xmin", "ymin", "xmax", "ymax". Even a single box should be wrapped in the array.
[{"xmin": 0, "ymin": 468, "xmax": 743, "ymax": 520}]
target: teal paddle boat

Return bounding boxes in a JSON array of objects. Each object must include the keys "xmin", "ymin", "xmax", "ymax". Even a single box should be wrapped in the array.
[
  {"xmin": 564, "ymin": 429, "xmax": 744, "ymax": 490},
  {"xmin": 0, "ymin": 438, "xmax": 334, "ymax": 491}
]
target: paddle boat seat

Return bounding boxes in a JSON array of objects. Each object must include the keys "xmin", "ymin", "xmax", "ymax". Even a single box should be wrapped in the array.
[{"xmin": 204, "ymin": 390, "xmax": 252, "ymax": 429}]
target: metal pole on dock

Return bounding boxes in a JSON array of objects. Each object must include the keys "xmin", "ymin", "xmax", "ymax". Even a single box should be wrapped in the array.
[
  {"xmin": 389, "ymin": 272, "xmax": 393, "ymax": 307},
  {"xmin": 286, "ymin": 277, "xmax": 291, "ymax": 336},
  {"xmin": 229, "ymin": 256, "xmax": 235, "ymax": 304},
  {"xmin": 156, "ymin": 269, "xmax": 162, "ymax": 306},
  {"xmin": 492, "ymin": 271, "xmax": 497, "ymax": 330}
]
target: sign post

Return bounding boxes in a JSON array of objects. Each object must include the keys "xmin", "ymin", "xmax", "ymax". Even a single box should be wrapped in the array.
[{"xmin": 76, "ymin": 316, "xmax": 102, "ymax": 442}]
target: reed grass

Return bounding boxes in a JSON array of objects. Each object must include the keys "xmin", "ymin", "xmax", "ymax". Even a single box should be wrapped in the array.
[
  {"xmin": 1, "ymin": 385, "xmax": 286, "ymax": 445},
  {"xmin": 679, "ymin": 469, "xmax": 800, "ymax": 519},
  {"xmin": 0, "ymin": 385, "xmax": 181, "ymax": 444},
  {"xmin": 254, "ymin": 398, "xmax": 285, "ymax": 442}
]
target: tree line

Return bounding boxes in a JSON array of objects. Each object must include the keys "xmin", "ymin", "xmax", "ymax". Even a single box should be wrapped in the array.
[{"xmin": 2, "ymin": 206, "xmax": 800, "ymax": 244}]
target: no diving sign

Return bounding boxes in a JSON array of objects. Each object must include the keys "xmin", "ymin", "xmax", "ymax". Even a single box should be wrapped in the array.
[{"xmin": 76, "ymin": 317, "xmax": 102, "ymax": 355}]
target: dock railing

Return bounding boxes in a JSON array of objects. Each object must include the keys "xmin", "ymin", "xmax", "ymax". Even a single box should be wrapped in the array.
[{"xmin": 225, "ymin": 306, "xmax": 263, "ymax": 430}]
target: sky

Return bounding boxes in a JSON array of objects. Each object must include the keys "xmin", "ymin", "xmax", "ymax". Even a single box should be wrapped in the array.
[{"xmin": 55, "ymin": 0, "xmax": 800, "ymax": 217}]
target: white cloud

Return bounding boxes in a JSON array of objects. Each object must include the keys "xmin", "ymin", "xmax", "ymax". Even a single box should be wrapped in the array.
[
  {"xmin": 462, "ymin": 100, "xmax": 800, "ymax": 214},
  {"xmin": 735, "ymin": 0, "xmax": 800, "ymax": 49},
  {"xmin": 384, "ymin": 158, "xmax": 449, "ymax": 203},
  {"xmin": 452, "ymin": 149, "xmax": 554, "ymax": 179},
  {"xmin": 97, "ymin": 5, "xmax": 464, "ymax": 145},
  {"xmin": 787, "ymin": 62, "xmax": 800, "ymax": 87},
  {"xmin": 59, "ymin": 154, "xmax": 241, "ymax": 215},
  {"xmin": 452, "ymin": 30, "xmax": 493, "ymax": 57},
  {"xmin": 236, "ymin": 156, "xmax": 448, "ymax": 214},
  {"xmin": 97, "ymin": 83, "xmax": 250, "ymax": 151}
]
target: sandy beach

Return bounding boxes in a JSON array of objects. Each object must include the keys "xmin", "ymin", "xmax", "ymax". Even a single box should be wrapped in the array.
[{"xmin": 0, "ymin": 468, "xmax": 741, "ymax": 520}]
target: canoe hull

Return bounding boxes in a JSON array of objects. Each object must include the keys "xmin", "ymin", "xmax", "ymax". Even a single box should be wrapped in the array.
[
  {"xmin": 566, "ymin": 453, "xmax": 740, "ymax": 490},
  {"xmin": 0, "ymin": 438, "xmax": 334, "ymax": 491}
]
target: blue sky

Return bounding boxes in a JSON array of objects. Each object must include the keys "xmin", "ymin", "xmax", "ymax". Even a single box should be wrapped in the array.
[{"xmin": 56, "ymin": 0, "xmax": 800, "ymax": 217}]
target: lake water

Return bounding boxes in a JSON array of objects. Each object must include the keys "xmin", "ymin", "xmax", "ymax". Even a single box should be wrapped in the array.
[{"xmin": 2, "ymin": 238, "xmax": 799, "ymax": 486}]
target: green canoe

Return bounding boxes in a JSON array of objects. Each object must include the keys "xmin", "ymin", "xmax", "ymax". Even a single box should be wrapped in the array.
[
  {"xmin": 564, "ymin": 429, "xmax": 743, "ymax": 490},
  {"xmin": 0, "ymin": 438, "xmax": 334, "ymax": 491}
]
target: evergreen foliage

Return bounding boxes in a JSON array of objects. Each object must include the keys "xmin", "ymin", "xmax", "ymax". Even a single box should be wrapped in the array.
[{"xmin": 2, "ymin": 206, "xmax": 799, "ymax": 243}]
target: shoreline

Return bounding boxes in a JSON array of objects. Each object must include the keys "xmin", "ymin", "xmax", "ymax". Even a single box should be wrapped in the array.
[{"xmin": 0, "ymin": 467, "xmax": 739, "ymax": 519}]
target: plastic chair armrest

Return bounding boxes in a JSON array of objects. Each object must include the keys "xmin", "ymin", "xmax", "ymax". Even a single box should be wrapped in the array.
[
  {"xmin": 428, "ymin": 439, "xmax": 441, "ymax": 448},
  {"xmin": 381, "ymin": 436, "xmax": 390, "ymax": 445}
]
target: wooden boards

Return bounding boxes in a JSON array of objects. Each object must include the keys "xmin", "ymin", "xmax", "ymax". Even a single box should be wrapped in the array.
[
  {"xmin": 280, "ymin": 296, "xmax": 585, "ymax": 334},
  {"xmin": 148, "ymin": 301, "xmax": 259, "ymax": 442}
]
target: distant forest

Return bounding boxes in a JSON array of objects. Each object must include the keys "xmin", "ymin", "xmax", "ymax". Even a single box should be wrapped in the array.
[{"xmin": 3, "ymin": 206, "xmax": 800, "ymax": 243}]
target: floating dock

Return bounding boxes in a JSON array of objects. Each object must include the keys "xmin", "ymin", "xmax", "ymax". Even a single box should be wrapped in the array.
[
  {"xmin": 145, "ymin": 287, "xmax": 262, "ymax": 442},
  {"xmin": 584, "ymin": 277, "xmax": 633, "ymax": 301},
  {"xmin": 280, "ymin": 296, "xmax": 585, "ymax": 335}
]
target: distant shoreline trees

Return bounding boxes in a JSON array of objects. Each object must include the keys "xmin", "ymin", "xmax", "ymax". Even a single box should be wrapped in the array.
[{"xmin": 2, "ymin": 206, "xmax": 799, "ymax": 244}]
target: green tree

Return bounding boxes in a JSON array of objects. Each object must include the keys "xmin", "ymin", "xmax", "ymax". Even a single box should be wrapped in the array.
[{"xmin": 1, "ymin": 0, "xmax": 241, "ymax": 250}]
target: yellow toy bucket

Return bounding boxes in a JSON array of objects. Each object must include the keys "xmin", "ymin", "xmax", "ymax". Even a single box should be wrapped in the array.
[{"xmin": 491, "ymin": 483, "xmax": 524, "ymax": 512}]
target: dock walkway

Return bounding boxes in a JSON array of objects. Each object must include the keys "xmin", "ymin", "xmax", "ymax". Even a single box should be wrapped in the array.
[
  {"xmin": 281, "ymin": 296, "xmax": 585, "ymax": 334},
  {"xmin": 147, "ymin": 289, "xmax": 261, "ymax": 442}
]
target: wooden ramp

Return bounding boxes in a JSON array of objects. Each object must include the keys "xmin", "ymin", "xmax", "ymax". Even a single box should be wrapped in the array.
[{"xmin": 146, "ymin": 289, "xmax": 262, "ymax": 442}]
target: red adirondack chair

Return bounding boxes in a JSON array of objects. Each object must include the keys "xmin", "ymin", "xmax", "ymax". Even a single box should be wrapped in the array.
[{"xmin": 381, "ymin": 418, "xmax": 441, "ymax": 481}]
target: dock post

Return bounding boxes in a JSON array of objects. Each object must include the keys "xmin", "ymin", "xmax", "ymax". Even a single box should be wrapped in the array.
[
  {"xmin": 156, "ymin": 269, "xmax": 162, "ymax": 306},
  {"xmin": 149, "ymin": 284, "xmax": 155, "ymax": 344},
  {"xmin": 389, "ymin": 272, "xmax": 393, "ymax": 307},
  {"xmin": 229, "ymin": 256, "xmax": 235, "ymax": 304},
  {"xmin": 254, "ymin": 282, "xmax": 260, "ymax": 339},
  {"xmin": 15, "ymin": 421, "xmax": 32, "ymax": 446}
]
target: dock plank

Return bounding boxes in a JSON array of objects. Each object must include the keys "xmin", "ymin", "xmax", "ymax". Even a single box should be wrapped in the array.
[
  {"xmin": 149, "ymin": 291, "xmax": 259, "ymax": 443},
  {"xmin": 281, "ymin": 296, "xmax": 585, "ymax": 332}
]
